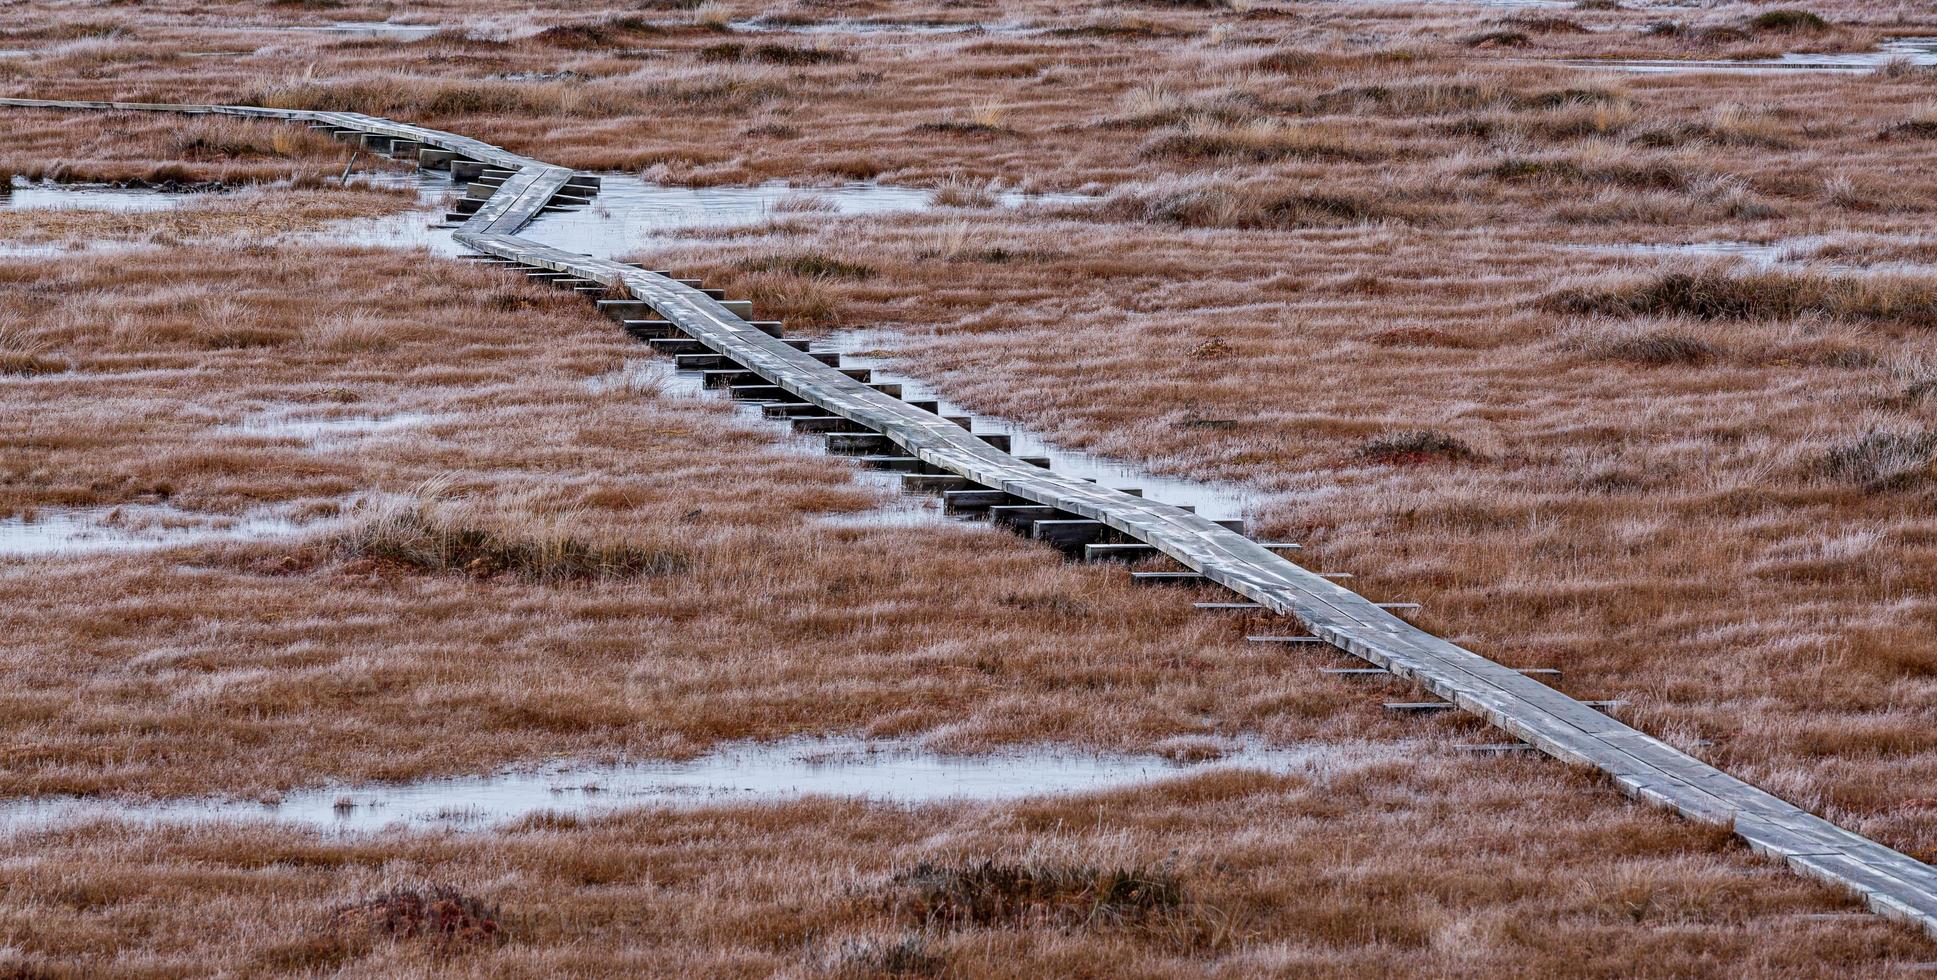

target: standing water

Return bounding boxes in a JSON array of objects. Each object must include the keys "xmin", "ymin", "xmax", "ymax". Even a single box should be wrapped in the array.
[
  {"xmin": 521, "ymin": 177, "xmax": 1091, "ymax": 260},
  {"xmin": 0, "ymin": 737, "xmax": 1397, "ymax": 834}
]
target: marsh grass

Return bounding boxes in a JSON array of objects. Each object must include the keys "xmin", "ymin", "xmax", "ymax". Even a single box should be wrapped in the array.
[
  {"xmin": 1820, "ymin": 431, "xmax": 1936, "ymax": 489},
  {"xmin": 0, "ymin": 324, "xmax": 64, "ymax": 375},
  {"xmin": 330, "ymin": 886, "xmax": 506, "ymax": 952},
  {"xmin": 1142, "ymin": 119, "xmax": 1395, "ymax": 163},
  {"xmin": 1096, "ymin": 176, "xmax": 1401, "ymax": 230},
  {"xmin": 884, "ymin": 860, "xmax": 1185, "ymax": 930},
  {"xmin": 11, "ymin": 1, "xmax": 1937, "ymax": 969},
  {"xmin": 1354, "ymin": 431, "xmax": 1482, "ymax": 466},
  {"xmin": 1599, "ymin": 329, "xmax": 1723, "ymax": 367},
  {"xmin": 338, "ymin": 484, "xmax": 693, "ymax": 583},
  {"xmin": 1546, "ymin": 265, "xmax": 1937, "ymax": 325}
]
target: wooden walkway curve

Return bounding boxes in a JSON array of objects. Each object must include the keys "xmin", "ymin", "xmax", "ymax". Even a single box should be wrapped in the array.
[{"xmin": 7, "ymin": 96, "xmax": 1936, "ymax": 937}]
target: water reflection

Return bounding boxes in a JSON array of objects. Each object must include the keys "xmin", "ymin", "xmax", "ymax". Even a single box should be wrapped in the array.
[
  {"xmin": 0, "ymin": 499, "xmax": 350, "ymax": 558},
  {"xmin": 4, "ymin": 180, "xmax": 201, "ymax": 212},
  {"xmin": 522, "ymin": 177, "xmax": 1091, "ymax": 259},
  {"xmin": 823, "ymin": 328, "xmax": 1255, "ymax": 522},
  {"xmin": 1568, "ymin": 37, "xmax": 1937, "ymax": 74},
  {"xmin": 0, "ymin": 737, "xmax": 1383, "ymax": 834}
]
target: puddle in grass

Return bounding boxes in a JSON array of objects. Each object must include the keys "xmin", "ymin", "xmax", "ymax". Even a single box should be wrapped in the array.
[
  {"xmin": 299, "ymin": 169, "xmax": 1086, "ymax": 259},
  {"xmin": 0, "ymin": 499, "xmax": 350, "ymax": 558},
  {"xmin": 3, "ymin": 179, "xmax": 201, "ymax": 212},
  {"xmin": 1575, "ymin": 239, "xmax": 1800, "ymax": 264},
  {"xmin": 819, "ymin": 329, "xmax": 1255, "ymax": 523},
  {"xmin": 523, "ymin": 176, "xmax": 1093, "ymax": 260},
  {"xmin": 223, "ymin": 409, "xmax": 435, "ymax": 448},
  {"xmin": 276, "ymin": 169, "xmax": 466, "ymax": 256},
  {"xmin": 283, "ymin": 21, "xmax": 444, "ymax": 41},
  {"xmin": 0, "ymin": 240, "xmax": 151, "ymax": 258},
  {"xmin": 1575, "ymin": 237, "xmax": 1937, "ymax": 274},
  {"xmin": 728, "ymin": 18, "xmax": 1040, "ymax": 36},
  {"xmin": 1346, "ymin": 0, "xmax": 1569, "ymax": 6},
  {"xmin": 0, "ymin": 737, "xmax": 1376, "ymax": 834},
  {"xmin": 1567, "ymin": 37, "xmax": 1937, "ymax": 74}
]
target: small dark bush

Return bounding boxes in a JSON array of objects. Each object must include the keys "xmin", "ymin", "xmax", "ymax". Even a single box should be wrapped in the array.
[
  {"xmin": 530, "ymin": 16, "xmax": 661, "ymax": 48},
  {"xmin": 332, "ymin": 887, "xmax": 506, "ymax": 952},
  {"xmin": 1354, "ymin": 431, "xmax": 1481, "ymax": 465},
  {"xmin": 1049, "ymin": 23, "xmax": 1181, "ymax": 41},
  {"xmin": 1544, "ymin": 268, "xmax": 1937, "ymax": 326},
  {"xmin": 884, "ymin": 860, "xmax": 1184, "ymax": 930},
  {"xmin": 910, "ymin": 120, "xmax": 1009, "ymax": 136},
  {"xmin": 1465, "ymin": 30, "xmax": 1530, "ymax": 48},
  {"xmin": 1879, "ymin": 121, "xmax": 1937, "ymax": 141},
  {"xmin": 701, "ymin": 42, "xmax": 852, "ymax": 65},
  {"xmin": 1747, "ymin": 9, "xmax": 1830, "ymax": 32}
]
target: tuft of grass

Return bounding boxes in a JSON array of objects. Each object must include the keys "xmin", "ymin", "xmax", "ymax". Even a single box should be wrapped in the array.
[
  {"xmin": 830, "ymin": 935, "xmax": 944, "ymax": 977},
  {"xmin": 1142, "ymin": 119, "xmax": 1394, "ymax": 163},
  {"xmin": 883, "ymin": 860, "xmax": 1185, "ymax": 930},
  {"xmin": 1503, "ymin": 14, "xmax": 1588, "ymax": 33},
  {"xmin": 0, "ymin": 325, "xmax": 64, "ymax": 375},
  {"xmin": 1096, "ymin": 176, "xmax": 1404, "ymax": 230},
  {"xmin": 1465, "ymin": 30, "xmax": 1531, "ymax": 48},
  {"xmin": 1049, "ymin": 20, "xmax": 1187, "ymax": 41},
  {"xmin": 736, "ymin": 253, "xmax": 876, "ymax": 280},
  {"xmin": 1354, "ymin": 430, "xmax": 1480, "ymax": 465},
  {"xmin": 529, "ymin": 16, "xmax": 662, "ymax": 48},
  {"xmin": 337, "ymin": 488, "xmax": 691, "ymax": 583},
  {"xmin": 930, "ymin": 175, "xmax": 998, "ymax": 208},
  {"xmin": 1189, "ymin": 337, "xmax": 1233, "ymax": 359},
  {"xmin": 1368, "ymin": 326, "xmax": 1475, "ymax": 349},
  {"xmin": 331, "ymin": 886, "xmax": 506, "ymax": 952},
  {"xmin": 1599, "ymin": 330, "xmax": 1721, "ymax": 367},
  {"xmin": 1820, "ymin": 431, "xmax": 1936, "ymax": 488},
  {"xmin": 700, "ymin": 42, "xmax": 853, "ymax": 66},
  {"xmin": 1544, "ymin": 266, "xmax": 1937, "ymax": 325},
  {"xmin": 1746, "ymin": 9, "xmax": 1830, "ymax": 32}
]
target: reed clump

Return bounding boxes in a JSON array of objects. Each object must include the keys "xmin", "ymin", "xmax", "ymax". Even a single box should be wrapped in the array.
[
  {"xmin": 337, "ymin": 489, "xmax": 692, "ymax": 583},
  {"xmin": 883, "ymin": 860, "xmax": 1186, "ymax": 930},
  {"xmin": 1545, "ymin": 266, "xmax": 1937, "ymax": 326}
]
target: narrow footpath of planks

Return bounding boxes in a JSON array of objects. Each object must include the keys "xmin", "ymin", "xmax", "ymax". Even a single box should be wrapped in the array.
[{"xmin": 7, "ymin": 96, "xmax": 1937, "ymax": 937}]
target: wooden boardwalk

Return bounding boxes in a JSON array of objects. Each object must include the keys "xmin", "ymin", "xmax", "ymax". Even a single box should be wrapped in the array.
[{"xmin": 9, "ymin": 96, "xmax": 1937, "ymax": 937}]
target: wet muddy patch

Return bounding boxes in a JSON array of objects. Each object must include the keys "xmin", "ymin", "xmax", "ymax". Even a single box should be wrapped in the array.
[
  {"xmin": 222, "ymin": 408, "xmax": 435, "ymax": 448},
  {"xmin": 0, "ymin": 737, "xmax": 1394, "ymax": 834},
  {"xmin": 524, "ymin": 177, "xmax": 1092, "ymax": 259},
  {"xmin": 0, "ymin": 498, "xmax": 356, "ymax": 558},
  {"xmin": 1567, "ymin": 36, "xmax": 1937, "ymax": 73},
  {"xmin": 281, "ymin": 21, "xmax": 444, "ymax": 41},
  {"xmin": 4, "ymin": 179, "xmax": 203, "ymax": 213},
  {"xmin": 729, "ymin": 18, "xmax": 1039, "ymax": 37}
]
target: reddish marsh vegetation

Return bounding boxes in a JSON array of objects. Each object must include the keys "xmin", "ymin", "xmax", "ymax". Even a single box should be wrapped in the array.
[
  {"xmin": 4, "ymin": 0, "xmax": 1937, "ymax": 971},
  {"xmin": 0, "ymin": 245, "xmax": 1432, "ymax": 798},
  {"xmin": 3, "ymin": 765, "xmax": 1932, "ymax": 976}
]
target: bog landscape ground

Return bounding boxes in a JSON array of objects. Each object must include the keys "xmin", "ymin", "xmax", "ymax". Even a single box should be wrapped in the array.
[{"xmin": 2, "ymin": 0, "xmax": 1936, "ymax": 975}]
